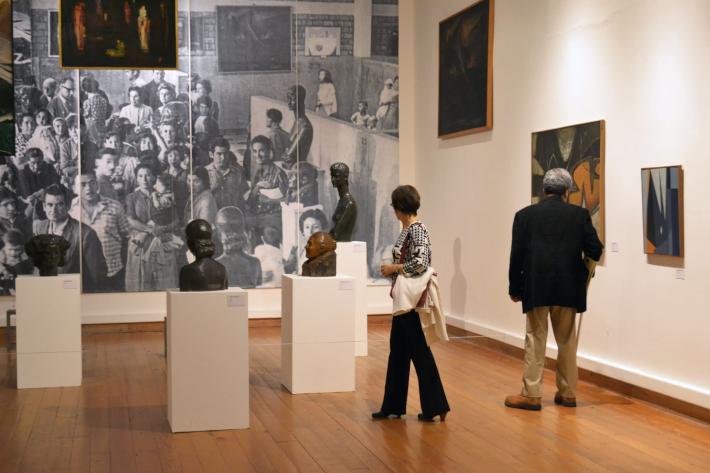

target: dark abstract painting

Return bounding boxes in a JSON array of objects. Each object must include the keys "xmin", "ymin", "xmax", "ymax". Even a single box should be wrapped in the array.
[
  {"xmin": 216, "ymin": 6, "xmax": 292, "ymax": 73},
  {"xmin": 532, "ymin": 120, "xmax": 605, "ymax": 243},
  {"xmin": 438, "ymin": 0, "xmax": 493, "ymax": 138},
  {"xmin": 59, "ymin": 0, "xmax": 177, "ymax": 69},
  {"xmin": 641, "ymin": 166, "xmax": 683, "ymax": 257}
]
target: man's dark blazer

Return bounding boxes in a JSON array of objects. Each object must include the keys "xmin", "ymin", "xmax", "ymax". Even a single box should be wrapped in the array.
[
  {"xmin": 33, "ymin": 217, "xmax": 108, "ymax": 293},
  {"xmin": 509, "ymin": 195, "xmax": 603, "ymax": 313}
]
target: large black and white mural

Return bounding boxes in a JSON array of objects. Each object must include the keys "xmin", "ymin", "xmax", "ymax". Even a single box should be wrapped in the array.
[{"xmin": 4, "ymin": 0, "xmax": 399, "ymax": 294}]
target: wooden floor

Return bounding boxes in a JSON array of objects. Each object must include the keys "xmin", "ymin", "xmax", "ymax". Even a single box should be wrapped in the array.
[{"xmin": 1, "ymin": 324, "xmax": 710, "ymax": 473}]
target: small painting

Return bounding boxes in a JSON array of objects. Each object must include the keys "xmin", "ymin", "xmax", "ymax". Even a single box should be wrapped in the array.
[
  {"xmin": 216, "ymin": 6, "xmax": 291, "ymax": 73},
  {"xmin": 305, "ymin": 27, "xmax": 340, "ymax": 57},
  {"xmin": 59, "ymin": 0, "xmax": 178, "ymax": 69},
  {"xmin": 438, "ymin": 0, "xmax": 494, "ymax": 138},
  {"xmin": 532, "ymin": 120, "xmax": 605, "ymax": 242},
  {"xmin": 641, "ymin": 166, "xmax": 684, "ymax": 257}
]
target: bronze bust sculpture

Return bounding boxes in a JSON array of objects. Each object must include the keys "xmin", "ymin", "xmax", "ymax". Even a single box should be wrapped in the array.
[
  {"xmin": 329, "ymin": 162, "xmax": 357, "ymax": 242},
  {"xmin": 179, "ymin": 219, "xmax": 228, "ymax": 291},
  {"xmin": 24, "ymin": 234, "xmax": 70, "ymax": 277},
  {"xmin": 301, "ymin": 231, "xmax": 337, "ymax": 277}
]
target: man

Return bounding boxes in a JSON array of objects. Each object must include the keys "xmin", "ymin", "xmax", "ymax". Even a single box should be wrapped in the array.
[
  {"xmin": 265, "ymin": 108, "xmax": 290, "ymax": 162},
  {"xmin": 119, "ymin": 86, "xmax": 153, "ymax": 129},
  {"xmin": 33, "ymin": 184, "xmax": 107, "ymax": 292},
  {"xmin": 47, "ymin": 77, "xmax": 76, "ymax": 119},
  {"xmin": 247, "ymin": 135, "xmax": 288, "ymax": 216},
  {"xmin": 205, "ymin": 137, "xmax": 248, "ymax": 210},
  {"xmin": 141, "ymin": 70, "xmax": 172, "ymax": 111},
  {"xmin": 39, "ymin": 78, "xmax": 57, "ymax": 109},
  {"xmin": 283, "ymin": 85, "xmax": 313, "ymax": 169},
  {"xmin": 17, "ymin": 148, "xmax": 60, "ymax": 218},
  {"xmin": 506, "ymin": 168, "xmax": 603, "ymax": 411},
  {"xmin": 71, "ymin": 171, "xmax": 130, "ymax": 291},
  {"xmin": 94, "ymin": 148, "xmax": 119, "ymax": 201}
]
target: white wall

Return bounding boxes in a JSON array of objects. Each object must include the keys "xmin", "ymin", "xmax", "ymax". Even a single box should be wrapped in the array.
[{"xmin": 408, "ymin": 0, "xmax": 710, "ymax": 408}]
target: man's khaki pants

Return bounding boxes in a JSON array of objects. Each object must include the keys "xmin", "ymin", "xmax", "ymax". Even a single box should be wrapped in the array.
[{"xmin": 521, "ymin": 306, "xmax": 578, "ymax": 398}]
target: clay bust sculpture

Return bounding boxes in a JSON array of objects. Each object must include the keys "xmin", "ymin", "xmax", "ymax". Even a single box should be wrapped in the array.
[
  {"xmin": 24, "ymin": 234, "xmax": 70, "ymax": 277},
  {"xmin": 301, "ymin": 231, "xmax": 337, "ymax": 277},
  {"xmin": 179, "ymin": 219, "xmax": 228, "ymax": 291},
  {"xmin": 329, "ymin": 162, "xmax": 357, "ymax": 242}
]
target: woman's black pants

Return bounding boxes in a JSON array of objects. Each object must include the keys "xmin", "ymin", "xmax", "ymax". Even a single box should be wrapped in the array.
[{"xmin": 379, "ymin": 310, "xmax": 450, "ymax": 416}]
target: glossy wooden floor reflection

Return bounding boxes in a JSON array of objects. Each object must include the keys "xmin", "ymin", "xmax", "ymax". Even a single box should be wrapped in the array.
[{"xmin": 1, "ymin": 323, "xmax": 710, "ymax": 473}]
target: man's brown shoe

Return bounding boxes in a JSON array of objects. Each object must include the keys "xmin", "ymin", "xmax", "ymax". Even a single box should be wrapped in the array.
[
  {"xmin": 554, "ymin": 392, "xmax": 577, "ymax": 407},
  {"xmin": 504, "ymin": 394, "xmax": 542, "ymax": 411}
]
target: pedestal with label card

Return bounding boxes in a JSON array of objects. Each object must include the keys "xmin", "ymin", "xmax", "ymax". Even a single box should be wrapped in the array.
[
  {"xmin": 336, "ymin": 241, "xmax": 368, "ymax": 356},
  {"xmin": 281, "ymin": 275, "xmax": 355, "ymax": 394},
  {"xmin": 167, "ymin": 289, "xmax": 249, "ymax": 432},
  {"xmin": 16, "ymin": 274, "xmax": 82, "ymax": 389}
]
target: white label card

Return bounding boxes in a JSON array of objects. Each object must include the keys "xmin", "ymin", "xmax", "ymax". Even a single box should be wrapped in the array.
[
  {"xmin": 339, "ymin": 280, "xmax": 354, "ymax": 291},
  {"xmin": 63, "ymin": 280, "xmax": 77, "ymax": 290},
  {"xmin": 228, "ymin": 294, "xmax": 246, "ymax": 307}
]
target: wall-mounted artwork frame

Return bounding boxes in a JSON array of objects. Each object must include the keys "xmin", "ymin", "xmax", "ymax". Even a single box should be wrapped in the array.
[
  {"xmin": 59, "ymin": 0, "xmax": 178, "ymax": 69},
  {"xmin": 438, "ymin": 0, "xmax": 494, "ymax": 138},
  {"xmin": 641, "ymin": 165, "xmax": 684, "ymax": 257},
  {"xmin": 216, "ymin": 5, "xmax": 292, "ymax": 73},
  {"xmin": 305, "ymin": 26, "xmax": 340, "ymax": 57},
  {"xmin": 532, "ymin": 120, "xmax": 605, "ymax": 243}
]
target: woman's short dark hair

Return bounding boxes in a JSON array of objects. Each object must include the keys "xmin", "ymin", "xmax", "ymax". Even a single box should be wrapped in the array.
[
  {"xmin": 191, "ymin": 166, "xmax": 211, "ymax": 189},
  {"xmin": 391, "ymin": 185, "xmax": 420, "ymax": 216},
  {"xmin": 298, "ymin": 208, "xmax": 328, "ymax": 233}
]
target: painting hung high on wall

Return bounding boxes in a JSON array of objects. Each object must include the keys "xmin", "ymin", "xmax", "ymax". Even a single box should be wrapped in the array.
[
  {"xmin": 641, "ymin": 166, "xmax": 684, "ymax": 257},
  {"xmin": 59, "ymin": 0, "xmax": 177, "ymax": 69},
  {"xmin": 216, "ymin": 6, "xmax": 291, "ymax": 73},
  {"xmin": 532, "ymin": 120, "xmax": 605, "ymax": 242},
  {"xmin": 438, "ymin": 0, "xmax": 494, "ymax": 138}
]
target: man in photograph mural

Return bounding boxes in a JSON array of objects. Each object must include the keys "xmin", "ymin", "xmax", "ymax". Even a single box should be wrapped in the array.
[{"xmin": 6, "ymin": 0, "xmax": 399, "ymax": 294}]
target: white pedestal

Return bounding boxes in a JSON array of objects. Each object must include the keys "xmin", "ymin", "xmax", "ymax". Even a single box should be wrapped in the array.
[
  {"xmin": 336, "ymin": 241, "xmax": 368, "ymax": 356},
  {"xmin": 167, "ymin": 289, "xmax": 249, "ymax": 433},
  {"xmin": 281, "ymin": 275, "xmax": 355, "ymax": 394},
  {"xmin": 16, "ymin": 275, "xmax": 82, "ymax": 389}
]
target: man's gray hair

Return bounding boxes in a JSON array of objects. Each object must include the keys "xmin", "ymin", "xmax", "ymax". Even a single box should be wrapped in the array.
[{"xmin": 542, "ymin": 168, "xmax": 573, "ymax": 195}]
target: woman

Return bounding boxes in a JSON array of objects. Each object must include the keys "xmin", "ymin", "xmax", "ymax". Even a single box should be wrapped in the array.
[
  {"xmin": 125, "ymin": 164, "xmax": 181, "ymax": 291},
  {"xmin": 373, "ymin": 185, "xmax": 450, "ymax": 422},
  {"xmin": 14, "ymin": 113, "xmax": 36, "ymax": 168},
  {"xmin": 316, "ymin": 69, "xmax": 337, "ymax": 117},
  {"xmin": 193, "ymin": 79, "xmax": 219, "ymax": 122},
  {"xmin": 185, "ymin": 166, "xmax": 217, "ymax": 224}
]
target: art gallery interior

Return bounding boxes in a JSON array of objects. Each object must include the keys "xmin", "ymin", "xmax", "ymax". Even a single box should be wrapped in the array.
[{"xmin": 1, "ymin": 0, "xmax": 710, "ymax": 472}]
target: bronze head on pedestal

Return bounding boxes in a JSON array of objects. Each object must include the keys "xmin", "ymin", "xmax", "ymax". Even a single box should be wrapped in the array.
[
  {"xmin": 301, "ymin": 231, "xmax": 337, "ymax": 277},
  {"xmin": 25, "ymin": 234, "xmax": 70, "ymax": 276},
  {"xmin": 179, "ymin": 219, "xmax": 228, "ymax": 291}
]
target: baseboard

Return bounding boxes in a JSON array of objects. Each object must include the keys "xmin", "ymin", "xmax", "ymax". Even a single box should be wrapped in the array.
[{"xmin": 446, "ymin": 314, "xmax": 710, "ymax": 423}]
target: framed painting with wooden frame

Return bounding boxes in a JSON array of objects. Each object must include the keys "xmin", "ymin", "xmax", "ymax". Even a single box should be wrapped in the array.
[
  {"xmin": 59, "ymin": 0, "xmax": 178, "ymax": 69},
  {"xmin": 531, "ymin": 120, "xmax": 606, "ymax": 243},
  {"xmin": 641, "ymin": 165, "xmax": 684, "ymax": 257},
  {"xmin": 438, "ymin": 0, "xmax": 494, "ymax": 139}
]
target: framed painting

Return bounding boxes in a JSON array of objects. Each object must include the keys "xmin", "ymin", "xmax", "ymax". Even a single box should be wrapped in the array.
[
  {"xmin": 531, "ymin": 120, "xmax": 605, "ymax": 243},
  {"xmin": 641, "ymin": 166, "xmax": 684, "ymax": 257},
  {"xmin": 438, "ymin": 0, "xmax": 494, "ymax": 138},
  {"xmin": 305, "ymin": 27, "xmax": 340, "ymax": 57},
  {"xmin": 216, "ymin": 6, "xmax": 292, "ymax": 73},
  {"xmin": 59, "ymin": 0, "xmax": 178, "ymax": 69}
]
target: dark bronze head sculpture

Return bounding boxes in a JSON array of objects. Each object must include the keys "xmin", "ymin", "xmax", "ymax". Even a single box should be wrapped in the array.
[
  {"xmin": 329, "ymin": 162, "xmax": 357, "ymax": 242},
  {"xmin": 24, "ymin": 234, "xmax": 70, "ymax": 276},
  {"xmin": 179, "ymin": 219, "xmax": 228, "ymax": 291},
  {"xmin": 301, "ymin": 231, "xmax": 337, "ymax": 277}
]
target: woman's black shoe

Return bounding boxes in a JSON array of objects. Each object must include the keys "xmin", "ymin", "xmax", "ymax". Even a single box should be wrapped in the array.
[
  {"xmin": 372, "ymin": 411, "xmax": 402, "ymax": 419},
  {"xmin": 418, "ymin": 411, "xmax": 448, "ymax": 422}
]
